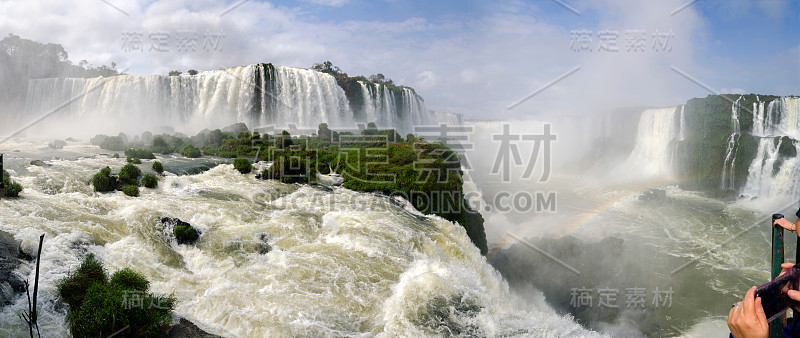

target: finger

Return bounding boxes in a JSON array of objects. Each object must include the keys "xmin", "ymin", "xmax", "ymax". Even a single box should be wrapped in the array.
[
  {"xmin": 743, "ymin": 287, "xmax": 756, "ymax": 315},
  {"xmin": 755, "ymin": 297, "xmax": 767, "ymax": 323},
  {"xmin": 782, "ymin": 262, "xmax": 795, "ymax": 269},
  {"xmin": 788, "ymin": 290, "xmax": 800, "ymax": 302}
]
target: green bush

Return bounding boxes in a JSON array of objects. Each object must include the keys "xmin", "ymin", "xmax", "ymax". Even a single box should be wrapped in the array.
[
  {"xmin": 152, "ymin": 161, "xmax": 163, "ymax": 174},
  {"xmin": 99, "ymin": 135, "xmax": 126, "ymax": 151},
  {"xmin": 233, "ymin": 158, "xmax": 252, "ymax": 174},
  {"xmin": 124, "ymin": 148, "xmax": 156, "ymax": 160},
  {"xmin": 151, "ymin": 135, "xmax": 172, "ymax": 154},
  {"xmin": 92, "ymin": 167, "xmax": 117, "ymax": 192},
  {"xmin": 2, "ymin": 171, "xmax": 23, "ymax": 197},
  {"xmin": 141, "ymin": 174, "xmax": 158, "ymax": 189},
  {"xmin": 57, "ymin": 253, "xmax": 107, "ymax": 309},
  {"xmin": 110, "ymin": 268, "xmax": 149, "ymax": 292},
  {"xmin": 57, "ymin": 254, "xmax": 175, "ymax": 337},
  {"xmin": 174, "ymin": 223, "xmax": 199, "ymax": 244},
  {"xmin": 131, "ymin": 157, "xmax": 142, "ymax": 164},
  {"xmin": 122, "ymin": 185, "xmax": 140, "ymax": 197},
  {"xmin": 177, "ymin": 144, "xmax": 201, "ymax": 158},
  {"xmin": 119, "ymin": 164, "xmax": 142, "ymax": 186}
]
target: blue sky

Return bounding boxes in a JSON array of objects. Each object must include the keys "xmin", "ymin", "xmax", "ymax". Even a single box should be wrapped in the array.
[{"xmin": 0, "ymin": 0, "xmax": 797, "ymax": 118}]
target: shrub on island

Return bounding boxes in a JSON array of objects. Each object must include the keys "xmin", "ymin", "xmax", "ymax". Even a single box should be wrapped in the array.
[
  {"xmin": 2, "ymin": 170, "xmax": 23, "ymax": 197},
  {"xmin": 161, "ymin": 217, "xmax": 200, "ymax": 244},
  {"xmin": 177, "ymin": 144, "xmax": 201, "ymax": 158},
  {"xmin": 141, "ymin": 174, "xmax": 158, "ymax": 189},
  {"xmin": 125, "ymin": 148, "xmax": 156, "ymax": 160},
  {"xmin": 233, "ymin": 158, "xmax": 252, "ymax": 174},
  {"xmin": 122, "ymin": 185, "xmax": 140, "ymax": 197},
  {"xmin": 118, "ymin": 164, "xmax": 142, "ymax": 186},
  {"xmin": 92, "ymin": 167, "xmax": 117, "ymax": 192},
  {"xmin": 56, "ymin": 254, "xmax": 175, "ymax": 337},
  {"xmin": 152, "ymin": 161, "xmax": 163, "ymax": 174}
]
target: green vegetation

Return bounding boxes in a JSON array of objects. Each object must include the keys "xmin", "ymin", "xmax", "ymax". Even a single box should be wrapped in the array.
[
  {"xmin": 2, "ymin": 170, "xmax": 23, "ymax": 197},
  {"xmin": 92, "ymin": 164, "xmax": 148, "ymax": 196},
  {"xmin": 256, "ymin": 124, "xmax": 487, "ymax": 254},
  {"xmin": 141, "ymin": 174, "xmax": 158, "ymax": 189},
  {"xmin": 152, "ymin": 161, "xmax": 163, "ymax": 174},
  {"xmin": 118, "ymin": 164, "xmax": 142, "ymax": 186},
  {"xmin": 92, "ymin": 167, "xmax": 117, "ymax": 192},
  {"xmin": 168, "ymin": 70, "xmax": 181, "ymax": 76},
  {"xmin": 233, "ymin": 158, "xmax": 252, "ymax": 174},
  {"xmin": 97, "ymin": 135, "xmax": 127, "ymax": 151},
  {"xmin": 122, "ymin": 185, "xmax": 140, "ymax": 197},
  {"xmin": 187, "ymin": 69, "xmax": 198, "ymax": 75},
  {"xmin": 56, "ymin": 254, "xmax": 175, "ymax": 337},
  {"xmin": 131, "ymin": 157, "xmax": 142, "ymax": 164},
  {"xmin": 178, "ymin": 144, "xmax": 202, "ymax": 158},
  {"xmin": 125, "ymin": 148, "xmax": 155, "ymax": 161},
  {"xmin": 174, "ymin": 223, "xmax": 199, "ymax": 244}
]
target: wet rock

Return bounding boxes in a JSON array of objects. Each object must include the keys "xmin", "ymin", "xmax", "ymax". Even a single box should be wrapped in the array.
[
  {"xmin": 161, "ymin": 217, "xmax": 200, "ymax": 245},
  {"xmin": 258, "ymin": 233, "xmax": 271, "ymax": 254},
  {"xmin": 29, "ymin": 160, "xmax": 50, "ymax": 167},
  {"xmin": 48, "ymin": 140, "xmax": 67, "ymax": 149},
  {"xmin": 163, "ymin": 318, "xmax": 220, "ymax": 337},
  {"xmin": 0, "ymin": 230, "xmax": 25, "ymax": 308},
  {"xmin": 639, "ymin": 189, "xmax": 666, "ymax": 201}
]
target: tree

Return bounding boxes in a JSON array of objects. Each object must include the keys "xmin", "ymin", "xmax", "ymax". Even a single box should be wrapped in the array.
[
  {"xmin": 369, "ymin": 73, "xmax": 385, "ymax": 83},
  {"xmin": 187, "ymin": 69, "xmax": 198, "ymax": 75},
  {"xmin": 168, "ymin": 70, "xmax": 181, "ymax": 76}
]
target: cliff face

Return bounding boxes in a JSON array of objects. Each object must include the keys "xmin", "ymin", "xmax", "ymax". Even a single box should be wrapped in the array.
[{"xmin": 675, "ymin": 94, "xmax": 796, "ymax": 198}]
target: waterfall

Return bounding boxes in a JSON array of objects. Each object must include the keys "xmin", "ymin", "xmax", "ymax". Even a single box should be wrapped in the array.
[
  {"xmin": 25, "ymin": 64, "xmax": 446, "ymax": 135},
  {"xmin": 618, "ymin": 107, "xmax": 680, "ymax": 179},
  {"xmin": 678, "ymin": 104, "xmax": 686, "ymax": 141},
  {"xmin": 741, "ymin": 97, "xmax": 800, "ymax": 200},
  {"xmin": 720, "ymin": 96, "xmax": 743, "ymax": 191}
]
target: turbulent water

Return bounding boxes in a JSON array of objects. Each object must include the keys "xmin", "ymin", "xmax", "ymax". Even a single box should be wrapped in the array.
[
  {"xmin": 23, "ymin": 65, "xmax": 449, "ymax": 137},
  {"xmin": 0, "ymin": 140, "xmax": 596, "ymax": 337}
]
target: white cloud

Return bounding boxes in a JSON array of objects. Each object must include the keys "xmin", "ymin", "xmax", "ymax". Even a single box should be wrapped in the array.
[
  {"xmin": 305, "ymin": 0, "xmax": 350, "ymax": 7},
  {"xmin": 415, "ymin": 70, "xmax": 438, "ymax": 90},
  {"xmin": 0, "ymin": 0, "xmax": 787, "ymax": 120}
]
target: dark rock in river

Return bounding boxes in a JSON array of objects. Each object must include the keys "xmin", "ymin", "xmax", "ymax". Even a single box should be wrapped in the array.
[
  {"xmin": 0, "ymin": 230, "xmax": 25, "ymax": 308},
  {"xmin": 161, "ymin": 217, "xmax": 200, "ymax": 245},
  {"xmin": 639, "ymin": 189, "xmax": 666, "ymax": 201},
  {"xmin": 48, "ymin": 140, "xmax": 67, "ymax": 149},
  {"xmin": 163, "ymin": 318, "xmax": 221, "ymax": 337}
]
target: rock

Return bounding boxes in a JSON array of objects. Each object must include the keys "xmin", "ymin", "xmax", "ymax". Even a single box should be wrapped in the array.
[
  {"xmin": 29, "ymin": 160, "xmax": 50, "ymax": 167},
  {"xmin": 161, "ymin": 217, "xmax": 200, "ymax": 244},
  {"xmin": 639, "ymin": 189, "xmax": 666, "ymax": 201},
  {"xmin": 163, "ymin": 318, "xmax": 220, "ymax": 337},
  {"xmin": 0, "ymin": 231, "xmax": 25, "ymax": 308},
  {"xmin": 48, "ymin": 140, "xmax": 67, "ymax": 149},
  {"xmin": 258, "ymin": 233, "xmax": 271, "ymax": 254}
]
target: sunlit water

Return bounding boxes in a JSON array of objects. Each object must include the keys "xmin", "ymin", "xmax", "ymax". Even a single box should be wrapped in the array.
[{"xmin": 0, "ymin": 139, "xmax": 597, "ymax": 337}]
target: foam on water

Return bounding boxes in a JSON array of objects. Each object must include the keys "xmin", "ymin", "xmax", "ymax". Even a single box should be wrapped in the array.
[{"xmin": 0, "ymin": 143, "xmax": 600, "ymax": 337}]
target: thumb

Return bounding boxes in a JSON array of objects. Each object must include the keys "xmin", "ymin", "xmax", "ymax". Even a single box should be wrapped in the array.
[{"xmin": 755, "ymin": 297, "xmax": 768, "ymax": 324}]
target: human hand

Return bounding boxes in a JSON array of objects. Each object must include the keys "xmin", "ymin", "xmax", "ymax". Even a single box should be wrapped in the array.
[
  {"xmin": 728, "ymin": 286, "xmax": 768, "ymax": 338},
  {"xmin": 779, "ymin": 263, "xmax": 800, "ymax": 302},
  {"xmin": 774, "ymin": 218, "xmax": 796, "ymax": 231}
]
